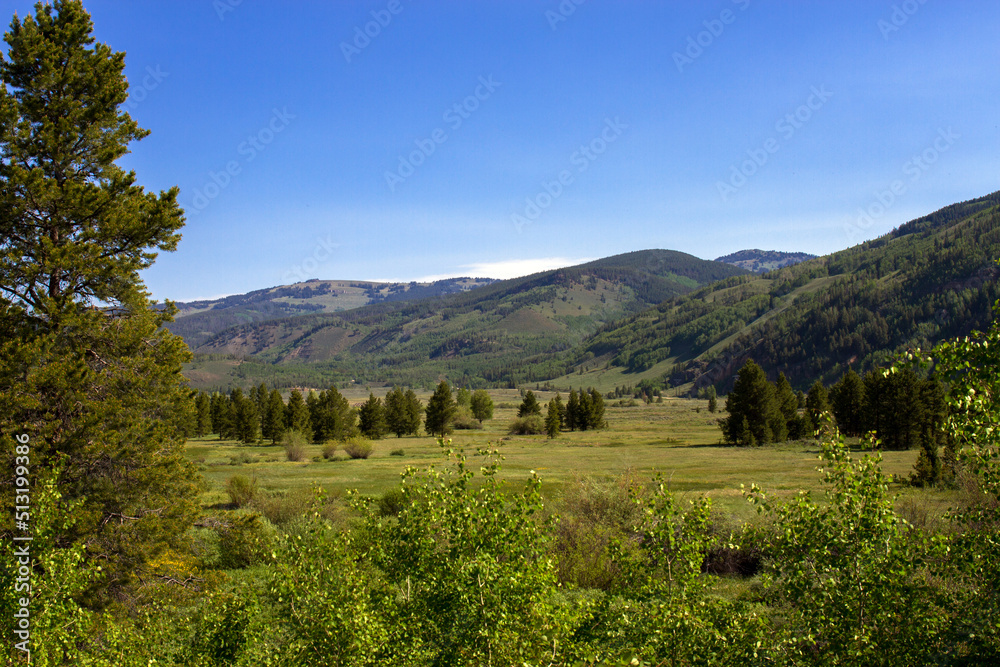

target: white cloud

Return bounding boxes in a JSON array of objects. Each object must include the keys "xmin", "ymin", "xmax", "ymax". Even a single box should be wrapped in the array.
[{"xmin": 408, "ymin": 256, "xmax": 597, "ymax": 282}]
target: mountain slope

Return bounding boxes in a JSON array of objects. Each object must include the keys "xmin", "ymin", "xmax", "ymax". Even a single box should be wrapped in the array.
[
  {"xmin": 578, "ymin": 191, "xmax": 1000, "ymax": 392},
  {"xmin": 167, "ymin": 277, "xmax": 496, "ymax": 349},
  {"xmin": 181, "ymin": 250, "xmax": 747, "ymax": 390},
  {"xmin": 715, "ymin": 249, "xmax": 817, "ymax": 273}
]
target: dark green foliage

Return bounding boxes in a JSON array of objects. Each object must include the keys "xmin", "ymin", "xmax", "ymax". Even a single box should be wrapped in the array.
[
  {"xmin": 469, "ymin": 387, "xmax": 494, "ymax": 423},
  {"xmin": 262, "ymin": 388, "xmax": 286, "ymax": 444},
  {"xmin": 0, "ymin": 0, "xmax": 198, "ymax": 604},
  {"xmin": 518, "ymin": 389, "xmax": 542, "ymax": 417},
  {"xmin": 831, "ymin": 368, "xmax": 866, "ymax": 436},
  {"xmin": 721, "ymin": 360, "xmax": 784, "ymax": 446},
  {"xmin": 283, "ymin": 388, "xmax": 312, "ymax": 441},
  {"xmin": 231, "ymin": 387, "xmax": 260, "ymax": 444},
  {"xmin": 217, "ymin": 512, "xmax": 275, "ymax": 569},
  {"xmin": 775, "ymin": 372, "xmax": 800, "ymax": 438},
  {"xmin": 357, "ymin": 392, "xmax": 387, "ymax": 439},
  {"xmin": 566, "ymin": 388, "xmax": 580, "ymax": 430},
  {"xmin": 308, "ymin": 385, "xmax": 357, "ymax": 443},
  {"xmin": 805, "ymin": 379, "xmax": 830, "ymax": 434},
  {"xmin": 424, "ymin": 380, "xmax": 456, "ymax": 437},
  {"xmin": 545, "ymin": 398, "xmax": 562, "ymax": 438},
  {"xmin": 862, "ymin": 368, "xmax": 945, "ymax": 451},
  {"xmin": 195, "ymin": 391, "xmax": 212, "ymax": 437}
]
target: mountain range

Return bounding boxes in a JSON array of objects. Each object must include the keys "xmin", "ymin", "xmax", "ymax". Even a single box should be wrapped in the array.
[{"xmin": 174, "ymin": 191, "xmax": 1000, "ymax": 394}]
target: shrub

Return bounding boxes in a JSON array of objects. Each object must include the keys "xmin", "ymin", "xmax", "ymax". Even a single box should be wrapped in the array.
[
  {"xmin": 251, "ymin": 488, "xmax": 313, "ymax": 526},
  {"xmin": 282, "ymin": 429, "xmax": 309, "ymax": 462},
  {"xmin": 228, "ymin": 451, "xmax": 254, "ymax": 465},
  {"xmin": 343, "ymin": 436, "xmax": 374, "ymax": 460},
  {"xmin": 226, "ymin": 474, "xmax": 258, "ymax": 508},
  {"xmin": 321, "ymin": 441, "xmax": 338, "ymax": 459},
  {"xmin": 377, "ymin": 487, "xmax": 408, "ymax": 517},
  {"xmin": 452, "ymin": 406, "xmax": 483, "ymax": 430},
  {"xmin": 217, "ymin": 512, "xmax": 277, "ymax": 569},
  {"xmin": 508, "ymin": 414, "xmax": 546, "ymax": 435},
  {"xmin": 389, "ymin": 448, "xmax": 405, "ymax": 457}
]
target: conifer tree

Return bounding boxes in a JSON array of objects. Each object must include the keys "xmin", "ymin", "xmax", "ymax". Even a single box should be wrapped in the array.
[
  {"xmin": 721, "ymin": 360, "xmax": 782, "ymax": 446},
  {"xmin": 0, "ymin": 0, "xmax": 196, "ymax": 601},
  {"xmin": 545, "ymin": 398, "xmax": 561, "ymax": 438},
  {"xmin": 830, "ymin": 369, "xmax": 866, "ymax": 437},
  {"xmin": 577, "ymin": 390, "xmax": 593, "ymax": 430},
  {"xmin": 263, "ymin": 389, "xmax": 286, "ymax": 444},
  {"xmin": 805, "ymin": 380, "xmax": 831, "ymax": 434},
  {"xmin": 425, "ymin": 380, "xmax": 457, "ymax": 437},
  {"xmin": 587, "ymin": 388, "xmax": 606, "ymax": 429},
  {"xmin": 403, "ymin": 388, "xmax": 423, "ymax": 435},
  {"xmin": 284, "ymin": 388, "xmax": 312, "ymax": 441},
  {"xmin": 385, "ymin": 386, "xmax": 408, "ymax": 437},
  {"xmin": 358, "ymin": 392, "xmax": 387, "ymax": 439},
  {"xmin": 518, "ymin": 390, "xmax": 542, "ymax": 418},
  {"xmin": 775, "ymin": 372, "xmax": 799, "ymax": 440},
  {"xmin": 195, "ymin": 391, "xmax": 212, "ymax": 437},
  {"xmin": 566, "ymin": 389, "xmax": 580, "ymax": 431}
]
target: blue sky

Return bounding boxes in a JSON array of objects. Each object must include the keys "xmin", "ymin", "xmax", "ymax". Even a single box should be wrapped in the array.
[{"xmin": 7, "ymin": 0, "xmax": 1000, "ymax": 301}]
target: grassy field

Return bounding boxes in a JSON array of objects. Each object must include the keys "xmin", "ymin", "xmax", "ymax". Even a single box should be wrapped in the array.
[{"xmin": 185, "ymin": 392, "xmax": 952, "ymax": 521}]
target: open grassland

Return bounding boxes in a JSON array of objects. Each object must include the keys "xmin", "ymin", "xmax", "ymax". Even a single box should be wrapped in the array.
[{"xmin": 185, "ymin": 393, "xmax": 952, "ymax": 520}]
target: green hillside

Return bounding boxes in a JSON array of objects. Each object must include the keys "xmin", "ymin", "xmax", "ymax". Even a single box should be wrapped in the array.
[
  {"xmin": 180, "ymin": 250, "xmax": 747, "ymax": 390},
  {"xmin": 582, "ymin": 191, "xmax": 1000, "ymax": 393},
  {"xmin": 166, "ymin": 277, "xmax": 496, "ymax": 349}
]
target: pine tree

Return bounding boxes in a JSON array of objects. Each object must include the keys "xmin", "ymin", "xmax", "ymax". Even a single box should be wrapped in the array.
[
  {"xmin": 518, "ymin": 390, "xmax": 542, "ymax": 417},
  {"xmin": 470, "ymin": 388, "xmax": 494, "ymax": 424},
  {"xmin": 425, "ymin": 380, "xmax": 457, "ymax": 437},
  {"xmin": 587, "ymin": 388, "xmax": 606, "ymax": 430},
  {"xmin": 284, "ymin": 388, "xmax": 312, "ymax": 441},
  {"xmin": 262, "ymin": 389, "xmax": 286, "ymax": 444},
  {"xmin": 775, "ymin": 373, "xmax": 799, "ymax": 441},
  {"xmin": 706, "ymin": 385, "xmax": 718, "ymax": 413},
  {"xmin": 0, "ymin": 0, "xmax": 196, "ymax": 601},
  {"xmin": 358, "ymin": 392, "xmax": 387, "ymax": 439},
  {"xmin": 231, "ymin": 388, "xmax": 259, "ymax": 444},
  {"xmin": 195, "ymin": 391, "xmax": 212, "ymax": 437},
  {"xmin": 721, "ymin": 360, "xmax": 782, "ymax": 446},
  {"xmin": 551, "ymin": 393, "xmax": 565, "ymax": 427},
  {"xmin": 385, "ymin": 386, "xmax": 408, "ymax": 437},
  {"xmin": 805, "ymin": 380, "xmax": 831, "ymax": 434},
  {"xmin": 830, "ymin": 369, "xmax": 866, "ymax": 436},
  {"xmin": 566, "ymin": 389, "xmax": 580, "ymax": 431},
  {"xmin": 545, "ymin": 398, "xmax": 561, "ymax": 438},
  {"xmin": 577, "ymin": 390, "xmax": 593, "ymax": 430},
  {"xmin": 403, "ymin": 388, "xmax": 423, "ymax": 436}
]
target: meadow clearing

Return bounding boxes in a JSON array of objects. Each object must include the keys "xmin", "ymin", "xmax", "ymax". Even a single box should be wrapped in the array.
[{"xmin": 185, "ymin": 390, "xmax": 949, "ymax": 524}]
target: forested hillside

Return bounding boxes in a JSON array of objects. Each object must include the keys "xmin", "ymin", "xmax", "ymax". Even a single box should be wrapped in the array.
[
  {"xmin": 715, "ymin": 249, "xmax": 817, "ymax": 273},
  {"xmin": 181, "ymin": 250, "xmax": 746, "ymax": 390},
  {"xmin": 584, "ymin": 191, "xmax": 1000, "ymax": 392},
  {"xmin": 167, "ymin": 277, "xmax": 496, "ymax": 349}
]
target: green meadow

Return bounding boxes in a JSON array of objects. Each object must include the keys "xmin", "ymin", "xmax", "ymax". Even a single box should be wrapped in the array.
[{"xmin": 186, "ymin": 391, "xmax": 943, "ymax": 521}]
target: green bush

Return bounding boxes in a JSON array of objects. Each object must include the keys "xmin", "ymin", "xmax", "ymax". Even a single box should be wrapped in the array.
[
  {"xmin": 452, "ymin": 406, "xmax": 483, "ymax": 430},
  {"xmin": 217, "ymin": 512, "xmax": 277, "ymax": 569},
  {"xmin": 508, "ymin": 414, "xmax": 546, "ymax": 435},
  {"xmin": 282, "ymin": 429, "xmax": 308, "ymax": 462},
  {"xmin": 226, "ymin": 474, "xmax": 258, "ymax": 508},
  {"xmin": 321, "ymin": 441, "xmax": 338, "ymax": 459},
  {"xmin": 343, "ymin": 436, "xmax": 374, "ymax": 459},
  {"xmin": 229, "ymin": 451, "xmax": 254, "ymax": 465},
  {"xmin": 389, "ymin": 448, "xmax": 405, "ymax": 457}
]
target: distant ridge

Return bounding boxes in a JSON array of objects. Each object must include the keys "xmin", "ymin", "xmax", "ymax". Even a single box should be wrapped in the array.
[{"xmin": 715, "ymin": 249, "xmax": 817, "ymax": 273}]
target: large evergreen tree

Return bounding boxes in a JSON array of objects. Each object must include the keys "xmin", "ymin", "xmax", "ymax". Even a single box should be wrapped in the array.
[
  {"xmin": 284, "ymin": 388, "xmax": 312, "ymax": 440},
  {"xmin": 518, "ymin": 390, "xmax": 542, "ymax": 418},
  {"xmin": 0, "ymin": 0, "xmax": 196, "ymax": 602},
  {"xmin": 721, "ymin": 360, "xmax": 782, "ymax": 446},
  {"xmin": 358, "ymin": 392, "xmax": 387, "ymax": 439},
  {"xmin": 830, "ymin": 369, "xmax": 866, "ymax": 437},
  {"xmin": 424, "ymin": 380, "xmax": 457, "ymax": 437}
]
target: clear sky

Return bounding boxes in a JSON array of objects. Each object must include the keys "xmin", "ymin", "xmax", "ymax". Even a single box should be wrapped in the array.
[{"xmin": 6, "ymin": 0, "xmax": 999, "ymax": 302}]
